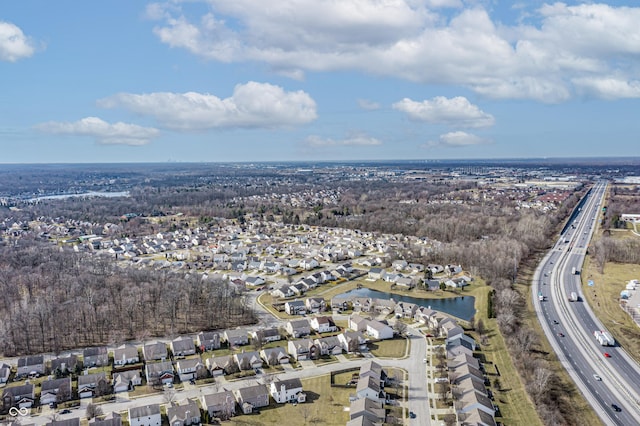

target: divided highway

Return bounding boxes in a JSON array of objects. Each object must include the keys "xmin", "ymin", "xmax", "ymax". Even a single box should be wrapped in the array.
[{"xmin": 533, "ymin": 181, "xmax": 640, "ymax": 426}]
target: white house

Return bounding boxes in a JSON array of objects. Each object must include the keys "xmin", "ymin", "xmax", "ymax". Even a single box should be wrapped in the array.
[
  {"xmin": 270, "ymin": 378, "xmax": 306, "ymax": 404},
  {"xmin": 129, "ymin": 404, "xmax": 161, "ymax": 426},
  {"xmin": 113, "ymin": 344, "xmax": 140, "ymax": 366},
  {"xmin": 366, "ymin": 321, "xmax": 394, "ymax": 340},
  {"xmin": 310, "ymin": 316, "xmax": 338, "ymax": 333}
]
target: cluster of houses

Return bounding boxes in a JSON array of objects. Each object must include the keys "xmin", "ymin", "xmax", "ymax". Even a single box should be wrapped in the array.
[
  {"xmin": 346, "ymin": 361, "xmax": 390, "ymax": 426},
  {"xmin": 425, "ymin": 314, "xmax": 497, "ymax": 426},
  {"xmin": 2, "ymin": 310, "xmax": 390, "ymax": 414}
]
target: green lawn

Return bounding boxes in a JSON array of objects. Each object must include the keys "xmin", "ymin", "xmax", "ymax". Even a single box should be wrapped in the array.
[{"xmin": 369, "ymin": 337, "xmax": 407, "ymax": 358}]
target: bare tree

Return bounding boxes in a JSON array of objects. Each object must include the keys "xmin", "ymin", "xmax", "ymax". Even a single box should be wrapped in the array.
[{"xmin": 85, "ymin": 403, "xmax": 103, "ymax": 419}]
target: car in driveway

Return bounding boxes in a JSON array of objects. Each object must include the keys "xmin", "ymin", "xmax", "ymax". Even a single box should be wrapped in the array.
[
  {"xmin": 611, "ymin": 403, "xmax": 622, "ymax": 412},
  {"xmin": 604, "ymin": 352, "xmax": 612, "ymax": 358}
]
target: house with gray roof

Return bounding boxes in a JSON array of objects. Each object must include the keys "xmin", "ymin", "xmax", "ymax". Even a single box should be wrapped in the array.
[
  {"xmin": 234, "ymin": 351, "xmax": 263, "ymax": 371},
  {"xmin": 234, "ymin": 384, "xmax": 270, "ymax": 414},
  {"xmin": 17, "ymin": 355, "xmax": 45, "ymax": 377},
  {"xmin": 201, "ymin": 390, "xmax": 236, "ymax": 419},
  {"xmin": 40, "ymin": 377, "xmax": 72, "ymax": 405},
  {"xmin": 196, "ymin": 331, "xmax": 220, "ymax": 351},
  {"xmin": 113, "ymin": 344, "xmax": 139, "ymax": 366},
  {"xmin": 78, "ymin": 372, "xmax": 107, "ymax": 399},
  {"xmin": 50, "ymin": 355, "xmax": 78, "ymax": 376},
  {"xmin": 260, "ymin": 347, "xmax": 290, "ymax": 366},
  {"xmin": 2, "ymin": 383, "xmax": 35, "ymax": 408},
  {"xmin": 270, "ymin": 378, "xmax": 305, "ymax": 404},
  {"xmin": 166, "ymin": 399, "xmax": 201, "ymax": 426},
  {"xmin": 143, "ymin": 342, "xmax": 168, "ymax": 361},
  {"xmin": 83, "ymin": 346, "xmax": 109, "ymax": 367},
  {"xmin": 129, "ymin": 403, "xmax": 161, "ymax": 426},
  {"xmin": 224, "ymin": 329, "xmax": 249, "ymax": 347},
  {"xmin": 171, "ymin": 336, "xmax": 196, "ymax": 358},
  {"xmin": 144, "ymin": 361, "xmax": 174, "ymax": 386}
]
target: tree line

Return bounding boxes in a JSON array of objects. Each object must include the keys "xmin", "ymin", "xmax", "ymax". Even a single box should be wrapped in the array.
[{"xmin": 0, "ymin": 243, "xmax": 255, "ymax": 357}]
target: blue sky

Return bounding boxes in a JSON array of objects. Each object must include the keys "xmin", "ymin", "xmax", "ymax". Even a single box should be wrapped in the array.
[{"xmin": 2, "ymin": 1, "xmax": 640, "ymax": 163}]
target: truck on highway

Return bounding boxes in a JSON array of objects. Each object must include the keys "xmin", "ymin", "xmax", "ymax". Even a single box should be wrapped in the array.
[
  {"xmin": 594, "ymin": 330, "xmax": 615, "ymax": 346},
  {"xmin": 568, "ymin": 292, "xmax": 578, "ymax": 302}
]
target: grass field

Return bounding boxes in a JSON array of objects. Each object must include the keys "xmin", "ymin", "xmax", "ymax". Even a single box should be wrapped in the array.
[
  {"xmin": 581, "ymin": 257, "xmax": 640, "ymax": 365},
  {"xmin": 369, "ymin": 337, "xmax": 407, "ymax": 358},
  {"xmin": 229, "ymin": 374, "xmax": 354, "ymax": 426}
]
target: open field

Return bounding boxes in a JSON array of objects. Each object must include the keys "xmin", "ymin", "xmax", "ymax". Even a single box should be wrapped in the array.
[
  {"xmin": 229, "ymin": 374, "xmax": 354, "ymax": 426},
  {"xmin": 581, "ymin": 257, "xmax": 640, "ymax": 365},
  {"xmin": 369, "ymin": 337, "xmax": 408, "ymax": 358}
]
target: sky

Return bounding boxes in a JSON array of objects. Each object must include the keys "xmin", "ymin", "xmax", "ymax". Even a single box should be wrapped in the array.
[{"xmin": 2, "ymin": 1, "xmax": 640, "ymax": 163}]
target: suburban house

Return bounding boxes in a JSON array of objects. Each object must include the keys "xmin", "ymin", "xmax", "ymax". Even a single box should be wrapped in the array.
[
  {"xmin": 285, "ymin": 319, "xmax": 311, "ymax": 338},
  {"xmin": 17, "ymin": 355, "xmax": 45, "ymax": 377},
  {"xmin": 458, "ymin": 390, "xmax": 496, "ymax": 417},
  {"xmin": 314, "ymin": 336, "xmax": 343, "ymax": 356},
  {"xmin": 367, "ymin": 268, "xmax": 385, "ymax": 280},
  {"xmin": 196, "ymin": 331, "xmax": 221, "ymax": 351},
  {"xmin": 50, "ymin": 355, "xmax": 78, "ymax": 376},
  {"xmin": 201, "ymin": 390, "xmax": 237, "ymax": 419},
  {"xmin": 113, "ymin": 370, "xmax": 142, "ymax": 393},
  {"xmin": 171, "ymin": 336, "xmax": 196, "ymax": 358},
  {"xmin": 459, "ymin": 408, "xmax": 497, "ymax": 426},
  {"xmin": 234, "ymin": 351, "xmax": 263, "ymax": 371},
  {"xmin": 224, "ymin": 329, "xmax": 249, "ymax": 347},
  {"xmin": 394, "ymin": 302, "xmax": 418, "ymax": 319},
  {"xmin": 305, "ymin": 297, "xmax": 326, "ymax": 313},
  {"xmin": 39, "ymin": 377, "xmax": 72, "ymax": 406},
  {"xmin": 2, "ymin": 384, "xmax": 35, "ymax": 408},
  {"xmin": 129, "ymin": 404, "xmax": 161, "ymax": 426},
  {"xmin": 143, "ymin": 342, "xmax": 168, "ymax": 362},
  {"xmin": 205, "ymin": 355, "xmax": 236, "ymax": 376},
  {"xmin": 113, "ymin": 344, "xmax": 140, "ymax": 366},
  {"xmin": 287, "ymin": 339, "xmax": 319, "ymax": 361},
  {"xmin": 338, "ymin": 331, "xmax": 368, "ymax": 353},
  {"xmin": 271, "ymin": 285, "xmax": 296, "ymax": 299},
  {"xmin": 348, "ymin": 314, "xmax": 370, "ymax": 332},
  {"xmin": 234, "ymin": 384, "xmax": 270, "ymax": 414},
  {"xmin": 447, "ymin": 334, "xmax": 478, "ymax": 352},
  {"xmin": 0, "ymin": 363, "xmax": 10, "ymax": 384},
  {"xmin": 356, "ymin": 374, "xmax": 385, "ymax": 402},
  {"xmin": 260, "ymin": 347, "xmax": 290, "ymax": 366},
  {"xmin": 284, "ymin": 300, "xmax": 306, "ymax": 316},
  {"xmin": 352, "ymin": 297, "xmax": 373, "ymax": 312},
  {"xmin": 78, "ymin": 372, "xmax": 107, "ymax": 399},
  {"xmin": 83, "ymin": 347, "xmax": 109, "ymax": 367},
  {"xmin": 90, "ymin": 412, "xmax": 122, "ymax": 426},
  {"xmin": 251, "ymin": 327, "xmax": 281, "ymax": 344},
  {"xmin": 309, "ymin": 316, "xmax": 337, "ymax": 333},
  {"xmin": 366, "ymin": 320, "xmax": 394, "ymax": 341},
  {"xmin": 166, "ymin": 399, "xmax": 201, "ymax": 426},
  {"xmin": 349, "ymin": 396, "xmax": 386, "ymax": 424},
  {"xmin": 176, "ymin": 358, "xmax": 205, "ymax": 382},
  {"xmin": 270, "ymin": 378, "xmax": 306, "ymax": 404},
  {"xmin": 144, "ymin": 361, "xmax": 175, "ymax": 386}
]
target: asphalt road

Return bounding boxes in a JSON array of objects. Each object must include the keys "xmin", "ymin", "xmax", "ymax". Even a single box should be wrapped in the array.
[{"xmin": 533, "ymin": 181, "xmax": 640, "ymax": 426}]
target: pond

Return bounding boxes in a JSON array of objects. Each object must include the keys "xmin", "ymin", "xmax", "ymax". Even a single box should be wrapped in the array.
[{"xmin": 335, "ymin": 287, "xmax": 476, "ymax": 321}]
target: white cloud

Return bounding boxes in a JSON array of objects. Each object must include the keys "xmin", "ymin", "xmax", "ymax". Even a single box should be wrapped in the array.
[
  {"xmin": 98, "ymin": 81, "xmax": 317, "ymax": 130},
  {"xmin": 573, "ymin": 77, "xmax": 640, "ymax": 100},
  {"xmin": 358, "ymin": 99, "xmax": 381, "ymax": 110},
  {"xmin": 148, "ymin": 1, "xmax": 640, "ymax": 101},
  {"xmin": 35, "ymin": 117, "xmax": 159, "ymax": 146},
  {"xmin": 393, "ymin": 96, "xmax": 494, "ymax": 128},
  {"xmin": 0, "ymin": 21, "xmax": 36, "ymax": 62},
  {"xmin": 305, "ymin": 133, "xmax": 382, "ymax": 147},
  {"xmin": 423, "ymin": 131, "xmax": 488, "ymax": 148}
]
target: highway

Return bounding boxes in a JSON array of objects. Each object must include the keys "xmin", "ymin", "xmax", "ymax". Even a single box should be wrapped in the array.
[{"xmin": 533, "ymin": 181, "xmax": 640, "ymax": 426}]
